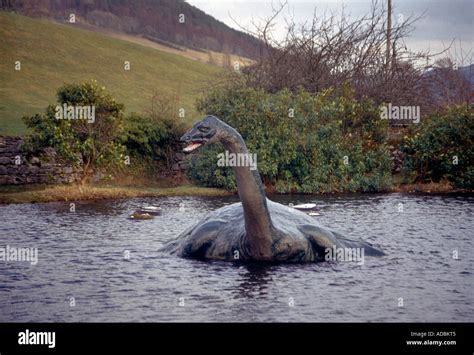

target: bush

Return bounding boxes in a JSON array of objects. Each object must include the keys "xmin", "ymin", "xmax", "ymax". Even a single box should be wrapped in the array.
[
  {"xmin": 186, "ymin": 144, "xmax": 237, "ymax": 191},
  {"xmin": 121, "ymin": 91, "xmax": 185, "ymax": 174},
  {"xmin": 189, "ymin": 80, "xmax": 392, "ymax": 193},
  {"xmin": 23, "ymin": 81, "xmax": 126, "ymax": 184},
  {"xmin": 122, "ymin": 113, "xmax": 184, "ymax": 168},
  {"xmin": 400, "ymin": 106, "xmax": 474, "ymax": 189}
]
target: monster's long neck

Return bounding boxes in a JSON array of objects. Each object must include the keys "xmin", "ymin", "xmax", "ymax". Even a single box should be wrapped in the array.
[{"xmin": 221, "ymin": 130, "xmax": 273, "ymax": 260}]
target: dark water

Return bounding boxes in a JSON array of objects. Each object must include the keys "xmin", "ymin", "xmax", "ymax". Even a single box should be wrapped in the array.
[{"xmin": 0, "ymin": 193, "xmax": 472, "ymax": 322}]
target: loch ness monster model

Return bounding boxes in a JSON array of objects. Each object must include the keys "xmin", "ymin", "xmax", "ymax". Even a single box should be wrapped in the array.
[{"xmin": 161, "ymin": 115, "xmax": 384, "ymax": 262}]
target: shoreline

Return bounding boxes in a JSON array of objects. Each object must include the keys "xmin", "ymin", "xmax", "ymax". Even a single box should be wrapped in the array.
[
  {"xmin": 0, "ymin": 181, "xmax": 470, "ymax": 205},
  {"xmin": 0, "ymin": 184, "xmax": 232, "ymax": 204}
]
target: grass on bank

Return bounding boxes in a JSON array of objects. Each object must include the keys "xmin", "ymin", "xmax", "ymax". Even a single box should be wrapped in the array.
[
  {"xmin": 0, "ymin": 12, "xmax": 222, "ymax": 135},
  {"xmin": 0, "ymin": 180, "xmax": 466, "ymax": 204},
  {"xmin": 0, "ymin": 183, "xmax": 231, "ymax": 204},
  {"xmin": 390, "ymin": 181, "xmax": 460, "ymax": 193}
]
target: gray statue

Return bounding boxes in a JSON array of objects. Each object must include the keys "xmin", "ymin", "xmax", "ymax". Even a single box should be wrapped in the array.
[{"xmin": 161, "ymin": 115, "xmax": 384, "ymax": 262}]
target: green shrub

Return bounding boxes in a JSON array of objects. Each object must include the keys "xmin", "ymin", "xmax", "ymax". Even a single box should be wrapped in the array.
[
  {"xmin": 121, "ymin": 91, "xmax": 185, "ymax": 173},
  {"xmin": 122, "ymin": 113, "xmax": 184, "ymax": 168},
  {"xmin": 400, "ymin": 106, "xmax": 474, "ymax": 189},
  {"xmin": 23, "ymin": 81, "xmax": 126, "ymax": 184},
  {"xmin": 186, "ymin": 144, "xmax": 237, "ymax": 191},
  {"xmin": 189, "ymin": 80, "xmax": 392, "ymax": 193}
]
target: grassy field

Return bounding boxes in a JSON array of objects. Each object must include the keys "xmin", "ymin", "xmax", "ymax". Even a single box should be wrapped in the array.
[
  {"xmin": 73, "ymin": 21, "xmax": 254, "ymax": 68},
  {"xmin": 0, "ymin": 12, "xmax": 223, "ymax": 135}
]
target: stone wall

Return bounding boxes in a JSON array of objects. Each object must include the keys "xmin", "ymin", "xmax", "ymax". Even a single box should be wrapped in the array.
[{"xmin": 0, "ymin": 136, "xmax": 81, "ymax": 185}]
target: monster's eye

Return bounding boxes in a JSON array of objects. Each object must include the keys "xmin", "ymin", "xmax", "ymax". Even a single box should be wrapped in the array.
[{"xmin": 198, "ymin": 126, "xmax": 210, "ymax": 133}]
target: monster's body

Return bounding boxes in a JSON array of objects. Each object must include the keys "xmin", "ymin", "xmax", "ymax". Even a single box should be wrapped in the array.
[
  {"xmin": 162, "ymin": 198, "xmax": 383, "ymax": 262},
  {"xmin": 161, "ymin": 115, "xmax": 384, "ymax": 262}
]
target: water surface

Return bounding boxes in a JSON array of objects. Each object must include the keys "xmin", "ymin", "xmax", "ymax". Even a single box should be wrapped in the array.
[{"xmin": 0, "ymin": 193, "xmax": 472, "ymax": 322}]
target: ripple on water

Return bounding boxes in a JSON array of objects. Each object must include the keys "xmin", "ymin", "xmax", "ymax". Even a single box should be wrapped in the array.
[{"xmin": 0, "ymin": 194, "xmax": 473, "ymax": 322}]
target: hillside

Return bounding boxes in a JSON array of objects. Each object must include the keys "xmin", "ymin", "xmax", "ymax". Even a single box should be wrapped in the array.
[
  {"xmin": 0, "ymin": 0, "xmax": 263, "ymax": 59},
  {"xmin": 0, "ymin": 12, "xmax": 223, "ymax": 135},
  {"xmin": 70, "ymin": 20, "xmax": 254, "ymax": 67}
]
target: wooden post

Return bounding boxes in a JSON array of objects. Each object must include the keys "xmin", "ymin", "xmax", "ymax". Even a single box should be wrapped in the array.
[{"xmin": 386, "ymin": 0, "xmax": 392, "ymax": 70}]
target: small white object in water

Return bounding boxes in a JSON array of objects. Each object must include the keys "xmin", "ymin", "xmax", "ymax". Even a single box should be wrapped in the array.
[
  {"xmin": 308, "ymin": 212, "xmax": 321, "ymax": 216},
  {"xmin": 293, "ymin": 203, "xmax": 317, "ymax": 210},
  {"xmin": 141, "ymin": 206, "xmax": 161, "ymax": 211}
]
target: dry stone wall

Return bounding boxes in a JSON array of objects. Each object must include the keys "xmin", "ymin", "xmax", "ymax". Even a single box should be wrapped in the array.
[{"xmin": 0, "ymin": 136, "xmax": 81, "ymax": 185}]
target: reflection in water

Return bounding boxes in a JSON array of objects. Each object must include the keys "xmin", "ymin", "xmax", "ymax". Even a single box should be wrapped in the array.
[
  {"xmin": 0, "ymin": 193, "xmax": 472, "ymax": 322},
  {"xmin": 235, "ymin": 263, "xmax": 273, "ymax": 299}
]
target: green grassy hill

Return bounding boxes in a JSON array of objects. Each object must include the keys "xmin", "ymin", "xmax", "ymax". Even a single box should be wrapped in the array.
[{"xmin": 0, "ymin": 12, "xmax": 222, "ymax": 135}]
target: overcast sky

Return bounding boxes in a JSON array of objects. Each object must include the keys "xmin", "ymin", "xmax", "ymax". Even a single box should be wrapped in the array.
[{"xmin": 187, "ymin": 0, "xmax": 473, "ymax": 65}]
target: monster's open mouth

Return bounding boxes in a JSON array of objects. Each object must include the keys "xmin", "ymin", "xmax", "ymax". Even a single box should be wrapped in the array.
[{"xmin": 183, "ymin": 141, "xmax": 203, "ymax": 153}]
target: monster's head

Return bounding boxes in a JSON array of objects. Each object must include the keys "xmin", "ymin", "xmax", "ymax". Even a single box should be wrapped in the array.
[{"xmin": 180, "ymin": 115, "xmax": 225, "ymax": 153}]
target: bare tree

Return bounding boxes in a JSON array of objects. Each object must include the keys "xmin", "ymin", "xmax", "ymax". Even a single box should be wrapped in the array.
[
  {"xmin": 426, "ymin": 40, "xmax": 473, "ymax": 108},
  {"xmin": 232, "ymin": 1, "xmax": 465, "ymax": 114}
]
